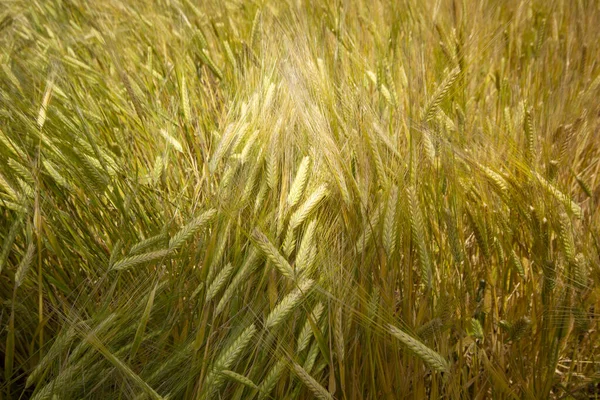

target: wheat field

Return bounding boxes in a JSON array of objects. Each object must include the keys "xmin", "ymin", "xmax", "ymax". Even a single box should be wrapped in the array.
[{"xmin": 1, "ymin": 0, "xmax": 599, "ymax": 398}]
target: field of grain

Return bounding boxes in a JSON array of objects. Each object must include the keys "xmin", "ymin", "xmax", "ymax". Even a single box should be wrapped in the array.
[{"xmin": 1, "ymin": 0, "xmax": 599, "ymax": 398}]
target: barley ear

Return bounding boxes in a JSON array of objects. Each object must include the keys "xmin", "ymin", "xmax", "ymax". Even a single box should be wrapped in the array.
[
  {"xmin": 287, "ymin": 156, "xmax": 310, "ymax": 208},
  {"xmin": 265, "ymin": 279, "xmax": 314, "ymax": 329},
  {"xmin": 408, "ymin": 187, "xmax": 432, "ymax": 288},
  {"xmin": 253, "ymin": 229, "xmax": 296, "ymax": 280},
  {"xmin": 388, "ymin": 324, "xmax": 449, "ymax": 373},
  {"xmin": 292, "ymin": 363, "xmax": 333, "ymax": 400}
]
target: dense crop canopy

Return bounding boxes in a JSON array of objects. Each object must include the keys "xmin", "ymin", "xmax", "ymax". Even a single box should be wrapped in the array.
[{"xmin": 1, "ymin": 0, "xmax": 599, "ymax": 398}]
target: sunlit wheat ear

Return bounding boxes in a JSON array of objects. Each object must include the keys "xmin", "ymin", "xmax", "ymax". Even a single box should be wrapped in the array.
[
  {"xmin": 237, "ymin": 130, "xmax": 261, "ymax": 164},
  {"xmin": 250, "ymin": 9, "xmax": 261, "ymax": 49},
  {"xmin": 210, "ymin": 123, "xmax": 247, "ymax": 172},
  {"xmin": 254, "ymin": 179, "xmax": 270, "ymax": 213},
  {"xmin": 266, "ymin": 135, "xmax": 280, "ymax": 191},
  {"xmin": 523, "ymin": 108, "xmax": 535, "ymax": 166},
  {"xmin": 43, "ymin": 159, "xmax": 71, "ymax": 189},
  {"xmin": 8, "ymin": 159, "xmax": 33, "ymax": 187},
  {"xmin": 468, "ymin": 318, "xmax": 484, "ymax": 339},
  {"xmin": 477, "ymin": 163, "xmax": 508, "ymax": 195},
  {"xmin": 178, "ymin": 73, "xmax": 191, "ymax": 122},
  {"xmin": 282, "ymin": 227, "xmax": 296, "ymax": 257}
]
